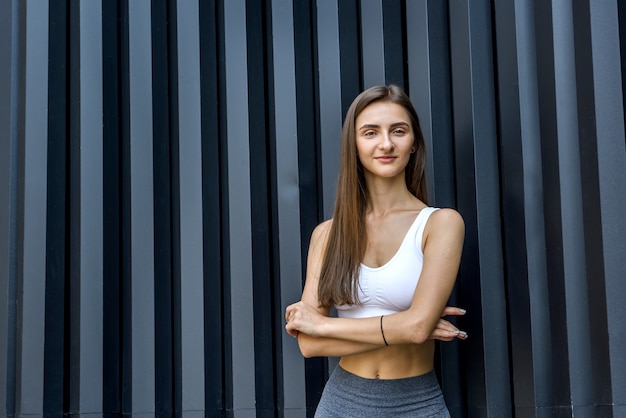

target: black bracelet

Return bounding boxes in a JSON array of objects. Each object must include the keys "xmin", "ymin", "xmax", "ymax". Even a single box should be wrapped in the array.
[{"xmin": 380, "ymin": 315, "xmax": 389, "ymax": 346}]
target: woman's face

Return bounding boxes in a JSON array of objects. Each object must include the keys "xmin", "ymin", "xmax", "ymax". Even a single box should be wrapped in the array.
[{"xmin": 355, "ymin": 101, "xmax": 415, "ymax": 181}]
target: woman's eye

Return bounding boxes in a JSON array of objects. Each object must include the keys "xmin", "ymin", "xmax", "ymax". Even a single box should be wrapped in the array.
[{"xmin": 393, "ymin": 129, "xmax": 406, "ymax": 135}]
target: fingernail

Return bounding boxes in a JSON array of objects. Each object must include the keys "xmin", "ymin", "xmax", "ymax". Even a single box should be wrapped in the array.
[
  {"xmin": 459, "ymin": 331, "xmax": 468, "ymax": 338},
  {"xmin": 453, "ymin": 330, "xmax": 460, "ymax": 335},
  {"xmin": 459, "ymin": 309, "xmax": 466, "ymax": 314}
]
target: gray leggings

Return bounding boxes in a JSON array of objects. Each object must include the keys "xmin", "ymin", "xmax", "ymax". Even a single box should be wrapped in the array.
[{"xmin": 315, "ymin": 365, "xmax": 450, "ymax": 417}]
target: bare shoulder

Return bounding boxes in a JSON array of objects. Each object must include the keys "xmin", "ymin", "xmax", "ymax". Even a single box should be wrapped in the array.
[
  {"xmin": 424, "ymin": 208, "xmax": 465, "ymax": 242},
  {"xmin": 312, "ymin": 219, "xmax": 332, "ymax": 238},
  {"xmin": 430, "ymin": 208, "xmax": 464, "ymax": 227},
  {"xmin": 310, "ymin": 219, "xmax": 333, "ymax": 250}
]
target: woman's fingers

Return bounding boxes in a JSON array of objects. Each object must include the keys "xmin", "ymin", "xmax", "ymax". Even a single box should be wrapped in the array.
[
  {"xmin": 437, "ymin": 318, "xmax": 456, "ymax": 331},
  {"xmin": 430, "ymin": 318, "xmax": 468, "ymax": 341},
  {"xmin": 285, "ymin": 301, "xmax": 303, "ymax": 322},
  {"xmin": 434, "ymin": 306, "xmax": 468, "ymax": 340},
  {"xmin": 430, "ymin": 328, "xmax": 468, "ymax": 341},
  {"xmin": 441, "ymin": 306, "xmax": 466, "ymax": 317},
  {"xmin": 285, "ymin": 303, "xmax": 300, "ymax": 338},
  {"xmin": 285, "ymin": 301, "xmax": 317, "ymax": 337},
  {"xmin": 285, "ymin": 322, "xmax": 299, "ymax": 338}
]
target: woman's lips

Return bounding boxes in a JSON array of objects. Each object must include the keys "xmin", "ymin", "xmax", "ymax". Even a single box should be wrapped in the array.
[{"xmin": 375, "ymin": 156, "xmax": 397, "ymax": 163}]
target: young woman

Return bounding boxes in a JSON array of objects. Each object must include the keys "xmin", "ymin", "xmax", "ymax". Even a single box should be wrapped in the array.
[{"xmin": 285, "ymin": 85, "xmax": 466, "ymax": 416}]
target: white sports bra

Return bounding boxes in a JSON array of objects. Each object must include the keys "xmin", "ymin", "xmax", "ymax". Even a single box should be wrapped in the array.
[{"xmin": 335, "ymin": 207, "xmax": 439, "ymax": 318}]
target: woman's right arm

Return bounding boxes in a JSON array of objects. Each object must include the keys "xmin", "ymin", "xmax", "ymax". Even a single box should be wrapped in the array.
[{"xmin": 287, "ymin": 221, "xmax": 383, "ymax": 358}]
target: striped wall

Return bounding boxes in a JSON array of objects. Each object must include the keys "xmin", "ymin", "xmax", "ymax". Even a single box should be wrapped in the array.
[{"xmin": 0, "ymin": 0, "xmax": 625, "ymax": 417}]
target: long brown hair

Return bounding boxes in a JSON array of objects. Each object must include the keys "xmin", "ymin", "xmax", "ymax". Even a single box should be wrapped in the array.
[{"xmin": 317, "ymin": 85, "xmax": 428, "ymax": 308}]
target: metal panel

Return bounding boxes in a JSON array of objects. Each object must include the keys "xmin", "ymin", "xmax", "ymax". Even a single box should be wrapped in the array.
[
  {"xmin": 150, "ymin": 1, "xmax": 176, "ymax": 414},
  {"xmin": 198, "ymin": 0, "xmax": 226, "ymax": 414},
  {"xmin": 534, "ymin": 2, "xmax": 575, "ymax": 413},
  {"xmin": 515, "ymin": 1, "xmax": 553, "ymax": 413},
  {"xmin": 360, "ymin": 0, "xmax": 385, "ymax": 87},
  {"xmin": 381, "ymin": 0, "xmax": 405, "ymax": 87},
  {"xmin": 586, "ymin": 1, "xmax": 626, "ymax": 414},
  {"xmin": 77, "ymin": 0, "xmax": 104, "ymax": 414},
  {"xmin": 128, "ymin": 0, "xmax": 156, "ymax": 413},
  {"xmin": 175, "ymin": 0, "xmax": 206, "ymax": 414},
  {"xmin": 338, "ymin": 0, "xmax": 362, "ymax": 115},
  {"xmin": 316, "ymin": 0, "xmax": 343, "ymax": 218},
  {"xmin": 44, "ymin": 1, "xmax": 71, "ymax": 413},
  {"xmin": 552, "ymin": 2, "xmax": 594, "ymax": 413},
  {"xmin": 223, "ymin": 0, "xmax": 256, "ymax": 415},
  {"xmin": 17, "ymin": 1, "xmax": 49, "ymax": 415},
  {"xmin": 0, "ymin": 1, "xmax": 18, "ymax": 416},
  {"xmin": 271, "ymin": 1, "xmax": 307, "ymax": 416}
]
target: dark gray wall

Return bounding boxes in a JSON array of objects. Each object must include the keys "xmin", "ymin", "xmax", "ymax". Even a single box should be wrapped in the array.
[{"xmin": 0, "ymin": 0, "xmax": 624, "ymax": 417}]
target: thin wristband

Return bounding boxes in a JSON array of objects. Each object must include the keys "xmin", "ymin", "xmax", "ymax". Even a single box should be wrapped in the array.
[{"xmin": 380, "ymin": 315, "xmax": 389, "ymax": 346}]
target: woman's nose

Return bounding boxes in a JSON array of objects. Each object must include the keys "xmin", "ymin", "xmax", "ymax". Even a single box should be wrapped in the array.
[{"xmin": 379, "ymin": 133, "xmax": 394, "ymax": 150}]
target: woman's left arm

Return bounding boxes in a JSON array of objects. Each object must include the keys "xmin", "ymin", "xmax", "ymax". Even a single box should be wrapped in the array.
[{"xmin": 285, "ymin": 209, "xmax": 465, "ymax": 345}]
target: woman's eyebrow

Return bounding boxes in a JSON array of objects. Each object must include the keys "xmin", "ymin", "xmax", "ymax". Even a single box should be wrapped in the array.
[{"xmin": 358, "ymin": 121, "xmax": 409, "ymax": 130}]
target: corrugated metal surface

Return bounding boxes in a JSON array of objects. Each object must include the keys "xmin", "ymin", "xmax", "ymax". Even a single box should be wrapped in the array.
[{"xmin": 0, "ymin": 1, "xmax": 624, "ymax": 417}]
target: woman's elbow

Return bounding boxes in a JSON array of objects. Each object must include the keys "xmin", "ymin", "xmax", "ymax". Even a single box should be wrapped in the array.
[
  {"xmin": 407, "ymin": 319, "xmax": 431, "ymax": 345},
  {"xmin": 297, "ymin": 334, "xmax": 320, "ymax": 358}
]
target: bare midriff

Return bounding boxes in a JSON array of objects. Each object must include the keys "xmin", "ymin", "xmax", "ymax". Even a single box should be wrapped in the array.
[{"xmin": 338, "ymin": 340, "xmax": 435, "ymax": 380}]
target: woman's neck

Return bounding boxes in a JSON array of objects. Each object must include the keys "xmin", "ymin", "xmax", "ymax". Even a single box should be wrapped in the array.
[{"xmin": 364, "ymin": 176, "xmax": 418, "ymax": 217}]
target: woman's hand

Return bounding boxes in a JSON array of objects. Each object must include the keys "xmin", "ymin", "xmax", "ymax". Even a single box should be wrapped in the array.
[
  {"xmin": 429, "ymin": 306, "xmax": 468, "ymax": 341},
  {"xmin": 285, "ymin": 301, "xmax": 327, "ymax": 338}
]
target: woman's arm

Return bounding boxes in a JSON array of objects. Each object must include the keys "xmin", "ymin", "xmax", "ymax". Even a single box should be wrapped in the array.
[
  {"xmin": 288, "ymin": 304, "xmax": 467, "ymax": 357},
  {"xmin": 285, "ymin": 209, "xmax": 465, "ymax": 347},
  {"xmin": 292, "ymin": 309, "xmax": 466, "ymax": 358},
  {"xmin": 286, "ymin": 221, "xmax": 383, "ymax": 358}
]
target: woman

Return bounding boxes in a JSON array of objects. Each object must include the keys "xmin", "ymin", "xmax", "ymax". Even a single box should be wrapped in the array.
[{"xmin": 285, "ymin": 85, "xmax": 466, "ymax": 417}]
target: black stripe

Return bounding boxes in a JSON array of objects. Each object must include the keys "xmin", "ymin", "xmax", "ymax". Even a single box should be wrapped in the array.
[
  {"xmin": 246, "ymin": 0, "xmax": 279, "ymax": 415},
  {"xmin": 199, "ymin": 0, "xmax": 227, "ymax": 414},
  {"xmin": 534, "ymin": 0, "xmax": 572, "ymax": 407},
  {"xmin": 426, "ymin": 2, "xmax": 456, "ymax": 206},
  {"xmin": 102, "ymin": 0, "xmax": 132, "ymax": 414},
  {"xmin": 151, "ymin": 0, "xmax": 175, "ymax": 415},
  {"xmin": 338, "ymin": 0, "xmax": 362, "ymax": 117},
  {"xmin": 44, "ymin": 0, "xmax": 69, "ymax": 415},
  {"xmin": 67, "ymin": 0, "xmax": 81, "ymax": 413},
  {"xmin": 382, "ymin": 0, "xmax": 406, "ymax": 88},
  {"xmin": 119, "ymin": 0, "xmax": 133, "ymax": 414},
  {"xmin": 215, "ymin": 0, "xmax": 234, "ymax": 413},
  {"xmin": 167, "ymin": 0, "xmax": 182, "ymax": 415}
]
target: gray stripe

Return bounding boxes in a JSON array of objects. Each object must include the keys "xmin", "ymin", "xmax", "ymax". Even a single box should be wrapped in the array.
[
  {"xmin": 316, "ymin": 0, "xmax": 342, "ymax": 218},
  {"xmin": 129, "ymin": 0, "xmax": 156, "ymax": 412},
  {"xmin": 588, "ymin": 1, "xmax": 626, "ymax": 406},
  {"xmin": 360, "ymin": 0, "xmax": 385, "ymax": 88},
  {"xmin": 78, "ymin": 0, "xmax": 104, "ymax": 412},
  {"xmin": 17, "ymin": 1, "xmax": 49, "ymax": 415},
  {"xmin": 223, "ymin": 0, "xmax": 256, "ymax": 412},
  {"xmin": 271, "ymin": 0, "xmax": 306, "ymax": 415},
  {"xmin": 176, "ymin": 0, "xmax": 206, "ymax": 411}
]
